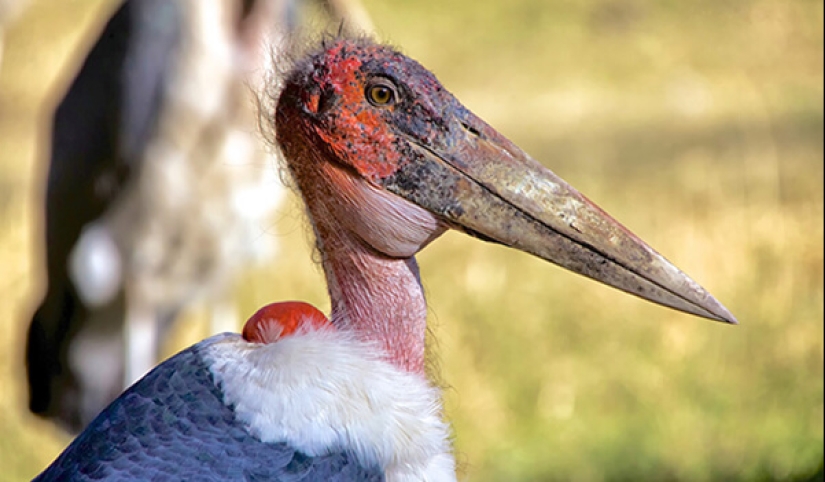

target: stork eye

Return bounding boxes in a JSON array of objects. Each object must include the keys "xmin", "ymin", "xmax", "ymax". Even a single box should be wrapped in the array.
[{"xmin": 366, "ymin": 81, "xmax": 397, "ymax": 107}]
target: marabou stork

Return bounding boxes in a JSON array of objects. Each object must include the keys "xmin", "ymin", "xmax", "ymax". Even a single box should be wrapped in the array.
[
  {"xmin": 34, "ymin": 37, "xmax": 736, "ymax": 481},
  {"xmin": 25, "ymin": 0, "xmax": 288, "ymax": 434}
]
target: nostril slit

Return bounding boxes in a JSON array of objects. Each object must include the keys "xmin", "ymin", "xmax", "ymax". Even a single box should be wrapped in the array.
[
  {"xmin": 318, "ymin": 89, "xmax": 338, "ymax": 114},
  {"xmin": 461, "ymin": 122, "xmax": 482, "ymax": 138}
]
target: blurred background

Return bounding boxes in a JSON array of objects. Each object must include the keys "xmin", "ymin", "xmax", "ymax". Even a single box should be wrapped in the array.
[{"xmin": 0, "ymin": 0, "xmax": 821, "ymax": 480}]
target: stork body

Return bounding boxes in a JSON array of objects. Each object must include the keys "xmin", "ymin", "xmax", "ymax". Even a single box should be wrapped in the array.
[
  {"xmin": 35, "ymin": 37, "xmax": 735, "ymax": 480},
  {"xmin": 37, "ymin": 337, "xmax": 388, "ymax": 481},
  {"xmin": 36, "ymin": 302, "xmax": 454, "ymax": 481}
]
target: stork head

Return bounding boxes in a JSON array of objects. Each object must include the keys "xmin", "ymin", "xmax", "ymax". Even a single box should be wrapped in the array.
[{"xmin": 275, "ymin": 38, "xmax": 736, "ymax": 324}]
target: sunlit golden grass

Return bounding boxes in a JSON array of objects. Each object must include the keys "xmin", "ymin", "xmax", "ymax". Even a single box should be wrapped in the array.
[{"xmin": 0, "ymin": 0, "xmax": 822, "ymax": 480}]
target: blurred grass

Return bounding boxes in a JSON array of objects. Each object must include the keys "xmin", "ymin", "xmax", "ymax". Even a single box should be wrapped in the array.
[{"xmin": 0, "ymin": 0, "xmax": 822, "ymax": 480}]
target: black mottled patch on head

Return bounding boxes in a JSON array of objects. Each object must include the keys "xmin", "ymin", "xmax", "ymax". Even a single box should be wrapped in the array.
[{"xmin": 382, "ymin": 149, "xmax": 465, "ymax": 220}]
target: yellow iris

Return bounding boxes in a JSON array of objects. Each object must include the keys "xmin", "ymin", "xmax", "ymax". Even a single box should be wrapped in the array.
[{"xmin": 367, "ymin": 84, "xmax": 395, "ymax": 106}]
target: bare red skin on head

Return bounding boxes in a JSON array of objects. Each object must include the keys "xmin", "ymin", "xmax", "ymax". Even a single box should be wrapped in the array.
[
  {"xmin": 242, "ymin": 301, "xmax": 331, "ymax": 344},
  {"xmin": 301, "ymin": 42, "xmax": 402, "ymax": 181}
]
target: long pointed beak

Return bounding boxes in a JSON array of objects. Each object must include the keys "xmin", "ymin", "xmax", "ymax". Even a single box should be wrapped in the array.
[{"xmin": 381, "ymin": 110, "xmax": 737, "ymax": 324}]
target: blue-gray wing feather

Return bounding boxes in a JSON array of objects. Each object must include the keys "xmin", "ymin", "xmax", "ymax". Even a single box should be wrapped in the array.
[{"xmin": 35, "ymin": 337, "xmax": 384, "ymax": 481}]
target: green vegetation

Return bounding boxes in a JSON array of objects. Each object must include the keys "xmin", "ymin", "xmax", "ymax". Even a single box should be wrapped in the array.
[{"xmin": 0, "ymin": 0, "xmax": 821, "ymax": 480}]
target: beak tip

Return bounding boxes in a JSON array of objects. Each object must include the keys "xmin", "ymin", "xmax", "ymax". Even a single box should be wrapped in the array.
[
  {"xmin": 718, "ymin": 312, "xmax": 739, "ymax": 326},
  {"xmin": 706, "ymin": 301, "xmax": 738, "ymax": 325}
]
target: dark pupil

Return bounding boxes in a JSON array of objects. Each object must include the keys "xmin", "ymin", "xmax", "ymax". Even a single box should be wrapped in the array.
[{"xmin": 372, "ymin": 86, "xmax": 391, "ymax": 103}]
